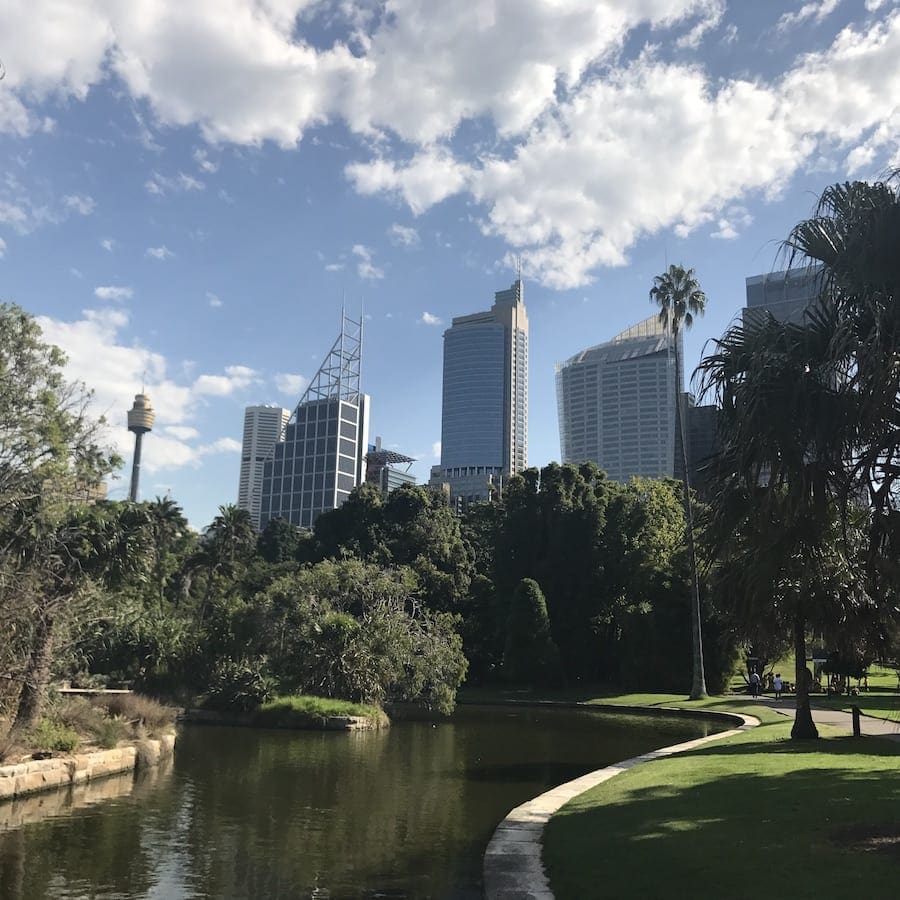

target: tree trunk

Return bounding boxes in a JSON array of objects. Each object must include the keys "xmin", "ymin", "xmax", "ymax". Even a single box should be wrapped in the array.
[
  {"xmin": 12, "ymin": 611, "xmax": 56, "ymax": 733},
  {"xmin": 674, "ymin": 331, "xmax": 707, "ymax": 700},
  {"xmin": 791, "ymin": 613, "xmax": 818, "ymax": 739}
]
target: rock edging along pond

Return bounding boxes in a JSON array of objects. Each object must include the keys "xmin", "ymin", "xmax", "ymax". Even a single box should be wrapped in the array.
[
  {"xmin": 482, "ymin": 705, "xmax": 760, "ymax": 900},
  {"xmin": 0, "ymin": 733, "xmax": 176, "ymax": 804},
  {"xmin": 181, "ymin": 708, "xmax": 384, "ymax": 731}
]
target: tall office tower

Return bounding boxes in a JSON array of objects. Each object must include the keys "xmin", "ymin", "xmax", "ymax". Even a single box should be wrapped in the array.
[
  {"xmin": 744, "ymin": 265, "xmax": 823, "ymax": 326},
  {"xmin": 429, "ymin": 278, "xmax": 528, "ymax": 504},
  {"xmin": 238, "ymin": 405, "xmax": 291, "ymax": 528},
  {"xmin": 556, "ymin": 315, "xmax": 678, "ymax": 483},
  {"xmin": 259, "ymin": 312, "xmax": 370, "ymax": 530}
]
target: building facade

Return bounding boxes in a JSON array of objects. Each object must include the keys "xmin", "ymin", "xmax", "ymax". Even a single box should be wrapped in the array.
[
  {"xmin": 237, "ymin": 405, "xmax": 291, "ymax": 529},
  {"xmin": 365, "ymin": 438, "xmax": 417, "ymax": 494},
  {"xmin": 259, "ymin": 313, "xmax": 369, "ymax": 530},
  {"xmin": 556, "ymin": 315, "xmax": 678, "ymax": 483},
  {"xmin": 744, "ymin": 266, "xmax": 822, "ymax": 326},
  {"xmin": 430, "ymin": 278, "xmax": 528, "ymax": 503}
]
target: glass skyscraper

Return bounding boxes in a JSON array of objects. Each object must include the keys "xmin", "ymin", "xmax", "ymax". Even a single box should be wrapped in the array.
[
  {"xmin": 556, "ymin": 315, "xmax": 677, "ymax": 483},
  {"xmin": 744, "ymin": 265, "xmax": 823, "ymax": 326},
  {"xmin": 237, "ymin": 404, "xmax": 291, "ymax": 529},
  {"xmin": 259, "ymin": 313, "xmax": 369, "ymax": 530},
  {"xmin": 430, "ymin": 278, "xmax": 528, "ymax": 503}
]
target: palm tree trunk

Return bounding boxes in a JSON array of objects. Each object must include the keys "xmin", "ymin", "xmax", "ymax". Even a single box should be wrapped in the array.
[
  {"xmin": 12, "ymin": 610, "xmax": 56, "ymax": 733},
  {"xmin": 790, "ymin": 612, "xmax": 818, "ymax": 739},
  {"xmin": 674, "ymin": 332, "xmax": 707, "ymax": 699}
]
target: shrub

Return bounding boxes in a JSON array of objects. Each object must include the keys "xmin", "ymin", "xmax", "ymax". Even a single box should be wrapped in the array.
[
  {"xmin": 50, "ymin": 696, "xmax": 105, "ymax": 734},
  {"xmin": 93, "ymin": 716, "xmax": 130, "ymax": 749},
  {"xmin": 206, "ymin": 658, "xmax": 275, "ymax": 713},
  {"xmin": 29, "ymin": 720, "xmax": 80, "ymax": 753},
  {"xmin": 92, "ymin": 693, "xmax": 177, "ymax": 735}
]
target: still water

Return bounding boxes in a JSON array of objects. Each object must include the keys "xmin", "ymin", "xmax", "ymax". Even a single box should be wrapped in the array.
[{"xmin": 0, "ymin": 705, "xmax": 713, "ymax": 899}]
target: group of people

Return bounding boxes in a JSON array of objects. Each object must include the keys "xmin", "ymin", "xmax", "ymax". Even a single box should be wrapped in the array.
[{"xmin": 748, "ymin": 670, "xmax": 791, "ymax": 699}]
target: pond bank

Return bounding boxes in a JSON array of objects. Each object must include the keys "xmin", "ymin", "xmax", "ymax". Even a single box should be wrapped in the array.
[
  {"xmin": 182, "ymin": 707, "xmax": 385, "ymax": 731},
  {"xmin": 0, "ymin": 733, "xmax": 175, "ymax": 804}
]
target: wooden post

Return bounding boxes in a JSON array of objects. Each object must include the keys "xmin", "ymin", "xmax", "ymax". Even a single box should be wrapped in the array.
[{"xmin": 851, "ymin": 705, "xmax": 861, "ymax": 737}]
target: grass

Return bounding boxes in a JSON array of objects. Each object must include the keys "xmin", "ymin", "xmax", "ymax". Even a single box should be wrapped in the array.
[
  {"xmin": 543, "ymin": 709, "xmax": 900, "ymax": 898},
  {"xmin": 91, "ymin": 693, "xmax": 177, "ymax": 736},
  {"xmin": 255, "ymin": 695, "xmax": 388, "ymax": 728}
]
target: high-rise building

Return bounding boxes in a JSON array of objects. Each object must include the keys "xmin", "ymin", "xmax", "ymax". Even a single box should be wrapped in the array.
[
  {"xmin": 744, "ymin": 265, "xmax": 822, "ymax": 326},
  {"xmin": 556, "ymin": 315, "xmax": 678, "ymax": 483},
  {"xmin": 365, "ymin": 437, "xmax": 417, "ymax": 494},
  {"xmin": 238, "ymin": 405, "xmax": 291, "ymax": 528},
  {"xmin": 429, "ymin": 278, "xmax": 528, "ymax": 503},
  {"xmin": 259, "ymin": 312, "xmax": 370, "ymax": 530}
]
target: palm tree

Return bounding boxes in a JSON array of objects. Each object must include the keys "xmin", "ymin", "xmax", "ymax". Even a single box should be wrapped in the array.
[
  {"xmin": 195, "ymin": 504, "xmax": 256, "ymax": 625},
  {"xmin": 146, "ymin": 496, "xmax": 189, "ymax": 605},
  {"xmin": 650, "ymin": 264, "xmax": 708, "ymax": 699}
]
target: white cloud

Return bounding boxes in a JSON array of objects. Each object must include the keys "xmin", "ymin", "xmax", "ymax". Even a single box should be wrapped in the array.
[
  {"xmin": 275, "ymin": 372, "xmax": 309, "ymax": 395},
  {"xmin": 0, "ymin": 237, "xmax": 6, "ymax": 258},
  {"xmin": 218, "ymin": 188, "xmax": 235, "ymax": 204},
  {"xmin": 100, "ymin": 237, "xmax": 115, "ymax": 252},
  {"xmin": 63, "ymin": 193, "xmax": 96, "ymax": 215},
  {"xmin": 94, "ymin": 285, "xmax": 134, "ymax": 301},
  {"xmin": 675, "ymin": 0, "xmax": 725, "ymax": 49},
  {"xmin": 193, "ymin": 364, "xmax": 260, "ymax": 396},
  {"xmin": 776, "ymin": 0, "xmax": 841, "ymax": 34},
  {"xmin": 432, "ymin": 440, "xmax": 441, "ymax": 459},
  {"xmin": 420, "ymin": 311, "xmax": 442, "ymax": 326},
  {"xmin": 206, "ymin": 291, "xmax": 223, "ymax": 307},
  {"xmin": 146, "ymin": 244, "xmax": 175, "ymax": 260},
  {"xmin": 70, "ymin": 267, "xmax": 83, "ymax": 278},
  {"xmin": 145, "ymin": 171, "xmax": 205, "ymax": 196},
  {"xmin": 324, "ymin": 262, "xmax": 344, "ymax": 272},
  {"xmin": 388, "ymin": 223, "xmax": 420, "ymax": 247},
  {"xmin": 352, "ymin": 244, "xmax": 384, "ymax": 280},
  {"xmin": 163, "ymin": 425, "xmax": 200, "ymax": 441},
  {"xmin": 193, "ymin": 147, "xmax": 219, "ymax": 173}
]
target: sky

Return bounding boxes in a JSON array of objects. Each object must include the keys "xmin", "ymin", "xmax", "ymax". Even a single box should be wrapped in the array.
[{"xmin": 1, "ymin": 0, "xmax": 898, "ymax": 528}]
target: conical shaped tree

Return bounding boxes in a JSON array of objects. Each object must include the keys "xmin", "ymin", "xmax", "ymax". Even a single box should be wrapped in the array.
[
  {"xmin": 650, "ymin": 264, "xmax": 708, "ymax": 699},
  {"xmin": 503, "ymin": 578, "xmax": 562, "ymax": 687}
]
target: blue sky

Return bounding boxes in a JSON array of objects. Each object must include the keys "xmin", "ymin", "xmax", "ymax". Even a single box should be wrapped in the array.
[{"xmin": 1, "ymin": 0, "xmax": 898, "ymax": 527}]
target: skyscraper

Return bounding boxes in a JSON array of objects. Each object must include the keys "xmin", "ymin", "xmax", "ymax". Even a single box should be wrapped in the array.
[
  {"xmin": 430, "ymin": 278, "xmax": 528, "ymax": 503},
  {"xmin": 744, "ymin": 265, "xmax": 823, "ymax": 326},
  {"xmin": 238, "ymin": 405, "xmax": 291, "ymax": 529},
  {"xmin": 259, "ymin": 312, "xmax": 370, "ymax": 530},
  {"xmin": 556, "ymin": 315, "xmax": 677, "ymax": 483}
]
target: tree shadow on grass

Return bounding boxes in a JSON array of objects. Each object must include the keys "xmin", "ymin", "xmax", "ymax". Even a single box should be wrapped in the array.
[
  {"xmin": 681, "ymin": 732, "xmax": 900, "ymax": 759},
  {"xmin": 544, "ymin": 766, "xmax": 900, "ymax": 899}
]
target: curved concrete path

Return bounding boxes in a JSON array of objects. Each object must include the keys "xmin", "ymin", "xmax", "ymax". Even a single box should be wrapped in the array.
[{"xmin": 483, "ymin": 708, "xmax": 759, "ymax": 900}]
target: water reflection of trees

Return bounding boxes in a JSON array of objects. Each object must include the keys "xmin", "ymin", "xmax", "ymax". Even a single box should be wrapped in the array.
[{"xmin": 0, "ymin": 711, "xmax": 707, "ymax": 897}]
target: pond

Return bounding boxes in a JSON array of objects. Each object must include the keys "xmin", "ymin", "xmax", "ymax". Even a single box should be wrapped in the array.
[{"xmin": 0, "ymin": 704, "xmax": 715, "ymax": 898}]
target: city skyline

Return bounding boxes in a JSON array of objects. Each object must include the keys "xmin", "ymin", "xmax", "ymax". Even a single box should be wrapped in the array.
[{"xmin": 2, "ymin": 2, "xmax": 898, "ymax": 526}]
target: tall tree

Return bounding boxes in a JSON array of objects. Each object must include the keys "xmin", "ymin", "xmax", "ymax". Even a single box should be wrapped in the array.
[{"xmin": 649, "ymin": 265, "xmax": 708, "ymax": 699}]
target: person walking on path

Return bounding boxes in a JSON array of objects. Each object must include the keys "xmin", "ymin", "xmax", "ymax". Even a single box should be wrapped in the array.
[
  {"xmin": 749, "ymin": 670, "xmax": 761, "ymax": 698},
  {"xmin": 773, "ymin": 673, "xmax": 783, "ymax": 700}
]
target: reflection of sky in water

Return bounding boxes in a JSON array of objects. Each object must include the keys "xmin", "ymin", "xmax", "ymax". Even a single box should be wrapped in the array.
[{"xmin": 1, "ymin": 707, "xmax": 712, "ymax": 898}]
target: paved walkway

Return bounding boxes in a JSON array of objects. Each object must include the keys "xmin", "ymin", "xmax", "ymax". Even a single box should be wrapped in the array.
[{"xmin": 753, "ymin": 696, "xmax": 900, "ymax": 741}]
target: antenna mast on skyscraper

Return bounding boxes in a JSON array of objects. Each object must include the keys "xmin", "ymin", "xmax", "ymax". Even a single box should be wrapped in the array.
[{"xmin": 515, "ymin": 254, "xmax": 522, "ymax": 281}]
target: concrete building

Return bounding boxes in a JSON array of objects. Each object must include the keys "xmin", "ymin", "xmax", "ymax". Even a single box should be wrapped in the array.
[
  {"xmin": 685, "ymin": 400, "xmax": 719, "ymax": 495},
  {"xmin": 259, "ymin": 312, "xmax": 369, "ymax": 530},
  {"xmin": 365, "ymin": 438, "xmax": 417, "ymax": 494},
  {"xmin": 429, "ymin": 278, "xmax": 528, "ymax": 504},
  {"xmin": 238, "ymin": 405, "xmax": 291, "ymax": 529},
  {"xmin": 556, "ymin": 315, "xmax": 678, "ymax": 483},
  {"xmin": 744, "ymin": 265, "xmax": 823, "ymax": 326}
]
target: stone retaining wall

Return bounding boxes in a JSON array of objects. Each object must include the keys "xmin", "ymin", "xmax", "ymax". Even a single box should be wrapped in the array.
[{"xmin": 0, "ymin": 733, "xmax": 176, "ymax": 804}]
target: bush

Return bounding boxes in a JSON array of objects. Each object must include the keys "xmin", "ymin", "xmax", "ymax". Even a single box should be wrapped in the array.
[
  {"xmin": 92, "ymin": 693, "xmax": 177, "ymax": 734},
  {"xmin": 206, "ymin": 658, "xmax": 275, "ymax": 713},
  {"xmin": 30, "ymin": 720, "xmax": 80, "ymax": 753},
  {"xmin": 93, "ymin": 716, "xmax": 130, "ymax": 749}
]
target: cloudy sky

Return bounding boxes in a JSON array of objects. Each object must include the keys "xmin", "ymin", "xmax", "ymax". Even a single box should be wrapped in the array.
[{"xmin": 1, "ymin": 0, "xmax": 898, "ymax": 526}]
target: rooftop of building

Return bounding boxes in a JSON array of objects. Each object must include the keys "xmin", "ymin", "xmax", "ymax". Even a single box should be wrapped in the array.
[{"xmin": 557, "ymin": 314, "xmax": 671, "ymax": 368}]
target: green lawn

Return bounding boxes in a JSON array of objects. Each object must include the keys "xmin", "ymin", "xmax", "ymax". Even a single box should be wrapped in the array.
[
  {"xmin": 255, "ymin": 695, "xmax": 388, "ymax": 728},
  {"xmin": 543, "ymin": 720, "xmax": 900, "ymax": 898}
]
